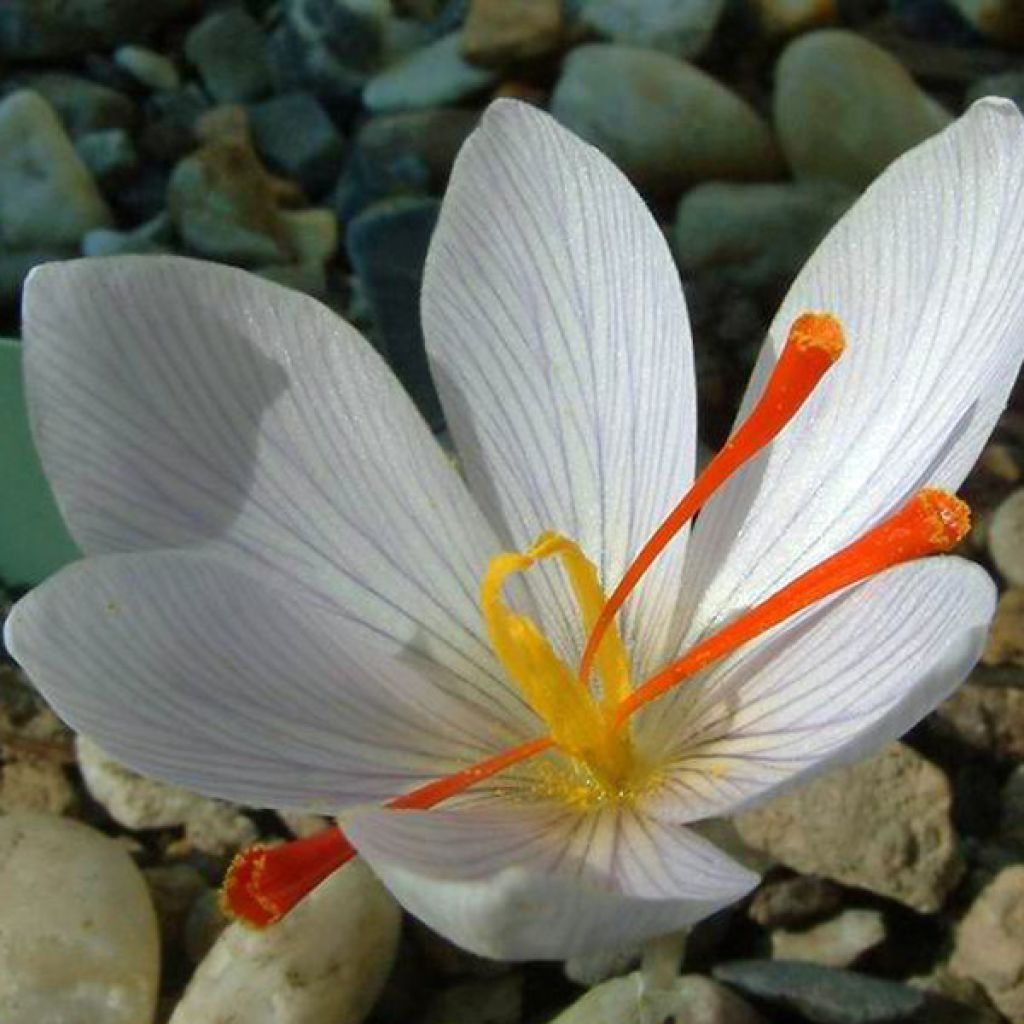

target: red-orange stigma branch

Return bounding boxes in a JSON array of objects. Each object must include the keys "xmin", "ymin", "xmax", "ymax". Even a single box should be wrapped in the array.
[{"xmin": 578, "ymin": 312, "xmax": 846, "ymax": 688}]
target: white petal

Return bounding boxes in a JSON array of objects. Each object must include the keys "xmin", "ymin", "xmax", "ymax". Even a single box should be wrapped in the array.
[
  {"xmin": 22, "ymin": 256, "xmax": 527, "ymax": 723},
  {"xmin": 637, "ymin": 557, "xmax": 995, "ymax": 823},
  {"xmin": 5, "ymin": 551, "xmax": 536, "ymax": 811},
  {"xmin": 346, "ymin": 802, "xmax": 757, "ymax": 960},
  {"xmin": 423, "ymin": 99, "xmax": 697, "ymax": 677},
  {"xmin": 680, "ymin": 98, "xmax": 1024, "ymax": 638}
]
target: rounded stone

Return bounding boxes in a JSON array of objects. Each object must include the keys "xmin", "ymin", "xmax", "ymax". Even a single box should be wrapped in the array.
[
  {"xmin": 989, "ymin": 489, "xmax": 1024, "ymax": 587},
  {"xmin": 774, "ymin": 30, "xmax": 952, "ymax": 189},
  {"xmin": 0, "ymin": 812, "xmax": 160, "ymax": 1024},
  {"xmin": 551, "ymin": 43, "xmax": 783, "ymax": 195}
]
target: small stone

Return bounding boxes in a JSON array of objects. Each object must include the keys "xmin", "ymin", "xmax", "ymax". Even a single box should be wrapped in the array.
[
  {"xmin": 77, "ymin": 736, "xmax": 258, "ymax": 855},
  {"xmin": 578, "ymin": 0, "xmax": 725, "ymax": 59},
  {"xmin": 774, "ymin": 30, "xmax": 952, "ymax": 190},
  {"xmin": 424, "ymin": 975, "xmax": 523, "ymax": 1024},
  {"xmin": 550, "ymin": 44, "xmax": 783, "ymax": 196},
  {"xmin": 909, "ymin": 967, "xmax": 1003, "ymax": 1024},
  {"xmin": 249, "ymin": 92, "xmax": 346, "ymax": 196},
  {"xmin": 74, "ymin": 128, "xmax": 139, "ymax": 191},
  {"xmin": 551, "ymin": 973, "xmax": 766, "ymax": 1024},
  {"xmin": 184, "ymin": 887, "xmax": 230, "ymax": 965},
  {"xmin": 141, "ymin": 85, "xmax": 211, "ymax": 162},
  {"xmin": 754, "ymin": 0, "xmax": 839, "ymax": 36},
  {"xmin": 364, "ymin": 32, "xmax": 497, "ymax": 113},
  {"xmin": 933, "ymin": 668, "xmax": 1024, "ymax": 761},
  {"xmin": 999, "ymin": 765, "xmax": 1024, "ymax": 848},
  {"xmin": 983, "ymin": 589, "xmax": 1024, "ymax": 667},
  {"xmin": 947, "ymin": 0, "xmax": 1024, "ymax": 47},
  {"xmin": 280, "ymin": 208, "xmax": 339, "ymax": 265},
  {"xmin": 952, "ymin": 866, "xmax": 1024, "ymax": 1021},
  {"xmin": 461, "ymin": 0, "xmax": 562, "ymax": 66},
  {"xmin": 978, "ymin": 442, "xmax": 1022, "ymax": 484},
  {"xmin": 734, "ymin": 743, "xmax": 962, "ymax": 913},
  {"xmin": 0, "ymin": 757, "xmax": 75, "ymax": 815},
  {"xmin": 170, "ymin": 860, "xmax": 401, "ymax": 1024},
  {"xmin": 0, "ymin": 0, "xmax": 197, "ymax": 59},
  {"xmin": 674, "ymin": 180, "xmax": 852, "ymax": 294},
  {"xmin": 18, "ymin": 72, "xmax": 138, "ymax": 138},
  {"xmin": 0, "ymin": 91, "xmax": 112, "ymax": 248},
  {"xmin": 748, "ymin": 875, "xmax": 843, "ymax": 929},
  {"xmin": 771, "ymin": 909, "xmax": 886, "ymax": 969},
  {"xmin": 145, "ymin": 863, "xmax": 209, "ymax": 953},
  {"xmin": 0, "ymin": 813, "xmax": 159, "ymax": 1024},
  {"xmin": 186, "ymin": 8, "xmax": 273, "ymax": 104},
  {"xmin": 968, "ymin": 71, "xmax": 1024, "ymax": 112},
  {"xmin": 347, "ymin": 196, "xmax": 443, "ymax": 426},
  {"xmin": 114, "ymin": 45, "xmax": 181, "ymax": 92},
  {"xmin": 83, "ymin": 211, "xmax": 174, "ymax": 258},
  {"xmin": 989, "ymin": 489, "xmax": 1024, "ymax": 586},
  {"xmin": 257, "ymin": 261, "xmax": 330, "ymax": 300},
  {"xmin": 169, "ymin": 136, "xmax": 294, "ymax": 266},
  {"xmin": 714, "ymin": 961, "xmax": 924, "ymax": 1024}
]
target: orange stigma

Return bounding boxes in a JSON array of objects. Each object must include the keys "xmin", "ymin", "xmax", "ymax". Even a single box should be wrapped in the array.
[
  {"xmin": 614, "ymin": 488, "xmax": 970, "ymax": 724},
  {"xmin": 578, "ymin": 312, "xmax": 846, "ymax": 687}
]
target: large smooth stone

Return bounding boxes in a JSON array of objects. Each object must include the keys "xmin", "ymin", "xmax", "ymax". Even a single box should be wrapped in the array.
[
  {"xmin": 551, "ymin": 44, "xmax": 783, "ymax": 195},
  {"xmin": 0, "ymin": 812, "xmax": 159, "ymax": 1024},
  {"xmin": 170, "ymin": 859, "xmax": 400, "ymax": 1024},
  {"xmin": 774, "ymin": 30, "xmax": 951, "ymax": 189}
]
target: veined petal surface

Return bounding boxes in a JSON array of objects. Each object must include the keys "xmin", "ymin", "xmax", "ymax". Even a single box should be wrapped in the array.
[
  {"xmin": 5, "ymin": 551, "xmax": 533, "ymax": 810},
  {"xmin": 638, "ymin": 557, "xmax": 995, "ymax": 822},
  {"xmin": 680, "ymin": 98, "xmax": 1024, "ymax": 639},
  {"xmin": 423, "ymin": 99, "xmax": 697, "ymax": 678},
  {"xmin": 22, "ymin": 256, "xmax": 532, "ymax": 729},
  {"xmin": 346, "ymin": 801, "xmax": 757, "ymax": 960}
]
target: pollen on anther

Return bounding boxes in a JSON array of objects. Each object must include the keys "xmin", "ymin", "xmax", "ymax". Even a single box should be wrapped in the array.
[
  {"xmin": 789, "ymin": 312, "xmax": 846, "ymax": 361},
  {"xmin": 918, "ymin": 488, "xmax": 971, "ymax": 550}
]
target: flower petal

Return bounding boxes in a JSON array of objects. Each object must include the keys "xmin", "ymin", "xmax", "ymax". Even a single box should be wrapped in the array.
[
  {"xmin": 5, "ymin": 550, "xmax": 536, "ymax": 810},
  {"xmin": 22, "ymin": 256, "xmax": 522, "ymax": 714},
  {"xmin": 422, "ymin": 99, "xmax": 696, "ymax": 677},
  {"xmin": 680, "ymin": 98, "xmax": 1024, "ymax": 638},
  {"xmin": 346, "ymin": 801, "xmax": 757, "ymax": 960},
  {"xmin": 637, "ymin": 557, "xmax": 995, "ymax": 823}
]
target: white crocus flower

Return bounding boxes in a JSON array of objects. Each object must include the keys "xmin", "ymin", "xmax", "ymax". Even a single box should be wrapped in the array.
[{"xmin": 6, "ymin": 98, "xmax": 1024, "ymax": 961}]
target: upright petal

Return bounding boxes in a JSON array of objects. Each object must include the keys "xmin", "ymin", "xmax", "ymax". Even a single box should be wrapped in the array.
[
  {"xmin": 346, "ymin": 801, "xmax": 757, "ymax": 960},
  {"xmin": 423, "ymin": 99, "xmax": 696, "ymax": 677},
  {"xmin": 22, "ymin": 257, "xmax": 526, "ymax": 719},
  {"xmin": 637, "ymin": 557, "xmax": 994, "ymax": 823},
  {"xmin": 680, "ymin": 98, "xmax": 1024, "ymax": 638},
  {"xmin": 5, "ymin": 550, "xmax": 536, "ymax": 810}
]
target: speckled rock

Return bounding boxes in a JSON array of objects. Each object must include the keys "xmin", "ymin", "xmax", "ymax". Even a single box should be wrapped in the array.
[
  {"xmin": 772, "ymin": 909, "xmax": 886, "ymax": 969},
  {"xmin": 364, "ymin": 32, "xmax": 497, "ymax": 113},
  {"xmin": 734, "ymin": 743, "xmax": 962, "ymax": 913},
  {"xmin": 774, "ymin": 30, "xmax": 951, "ymax": 189},
  {"xmin": 578, "ymin": 0, "xmax": 726, "ymax": 58},
  {"xmin": 551, "ymin": 44, "xmax": 783, "ymax": 195},
  {"xmin": 170, "ymin": 860, "xmax": 401, "ymax": 1024},
  {"xmin": 0, "ymin": 757, "xmax": 75, "ymax": 814},
  {"xmin": 0, "ymin": 812, "xmax": 159, "ymax": 1024},
  {"xmin": 990, "ymin": 489, "xmax": 1024, "ymax": 587},
  {"xmin": 462, "ymin": 0, "xmax": 562, "ymax": 65},
  {"xmin": 77, "ymin": 736, "xmax": 257, "ymax": 855},
  {"xmin": 0, "ymin": 90, "xmax": 112, "ymax": 248},
  {"xmin": 952, "ymin": 866, "xmax": 1024, "ymax": 1021},
  {"xmin": 551, "ymin": 973, "xmax": 765, "ymax": 1024}
]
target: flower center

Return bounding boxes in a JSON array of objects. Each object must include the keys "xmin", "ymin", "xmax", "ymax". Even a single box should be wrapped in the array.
[{"xmin": 480, "ymin": 532, "xmax": 647, "ymax": 806}]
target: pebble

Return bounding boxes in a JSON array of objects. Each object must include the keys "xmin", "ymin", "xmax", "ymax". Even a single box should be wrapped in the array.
[
  {"xmin": 347, "ymin": 196, "xmax": 443, "ymax": 426},
  {"xmin": 674, "ymin": 180, "xmax": 851, "ymax": 294},
  {"xmin": 77, "ymin": 737, "xmax": 258, "ymax": 855},
  {"xmin": 183, "ymin": 888, "xmax": 231, "ymax": 965},
  {"xmin": 185, "ymin": 8, "xmax": 273, "ymax": 104},
  {"xmin": 0, "ymin": 0, "xmax": 195, "ymax": 59},
  {"xmin": 114, "ymin": 45, "xmax": 181, "ymax": 92},
  {"xmin": 771, "ymin": 909, "xmax": 886, "ymax": 969},
  {"xmin": 550, "ymin": 973, "xmax": 766, "ymax": 1024},
  {"xmin": 364, "ymin": 32, "xmax": 498, "ymax": 113},
  {"xmin": 983, "ymin": 589, "xmax": 1024, "ymax": 667},
  {"xmin": 170, "ymin": 859, "xmax": 401, "ymax": 1024},
  {"xmin": 280, "ymin": 208, "xmax": 339, "ymax": 264},
  {"xmin": 168, "ymin": 136, "xmax": 294, "ymax": 266},
  {"xmin": 999, "ymin": 765, "xmax": 1024, "ymax": 849},
  {"xmin": 748, "ymin": 875, "xmax": 844, "ymax": 929},
  {"xmin": 989, "ymin": 489, "xmax": 1024, "ymax": 586},
  {"xmin": 753, "ymin": 0, "xmax": 839, "ymax": 37},
  {"xmin": 947, "ymin": 0, "xmax": 1024, "ymax": 47},
  {"xmin": 461, "ymin": 0, "xmax": 563, "ymax": 65},
  {"xmin": 74, "ymin": 128, "xmax": 139, "ymax": 190},
  {"xmin": 0, "ymin": 246, "xmax": 75, "ymax": 312},
  {"xmin": 734, "ymin": 743, "xmax": 962, "ymax": 913},
  {"xmin": 82, "ymin": 211, "xmax": 175, "ymax": 258},
  {"xmin": 0, "ymin": 812, "xmax": 159, "ymax": 1024},
  {"xmin": 257, "ymin": 261, "xmax": 329, "ymax": 300},
  {"xmin": 0, "ymin": 757, "xmax": 75, "ymax": 815},
  {"xmin": 0, "ymin": 90, "xmax": 112, "ymax": 248},
  {"xmin": 145, "ymin": 863, "xmax": 210, "ymax": 954},
  {"xmin": 933, "ymin": 667, "xmax": 1024, "ymax": 761},
  {"xmin": 424, "ymin": 974, "xmax": 523, "ymax": 1024},
  {"xmin": 951, "ymin": 866, "xmax": 1024, "ymax": 1021},
  {"xmin": 550, "ymin": 44, "xmax": 783, "ymax": 196},
  {"xmin": 18, "ymin": 72, "xmax": 137, "ymax": 138},
  {"xmin": 140, "ymin": 85, "xmax": 211, "ymax": 163},
  {"xmin": 713, "ymin": 960, "xmax": 925, "ymax": 1024},
  {"xmin": 249, "ymin": 92, "xmax": 347, "ymax": 197},
  {"xmin": 774, "ymin": 30, "xmax": 952, "ymax": 189},
  {"xmin": 978, "ymin": 442, "xmax": 1022, "ymax": 484},
  {"xmin": 909, "ymin": 968, "xmax": 1004, "ymax": 1024},
  {"xmin": 565, "ymin": 946, "xmax": 641, "ymax": 987},
  {"xmin": 578, "ymin": 0, "xmax": 726, "ymax": 59}
]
